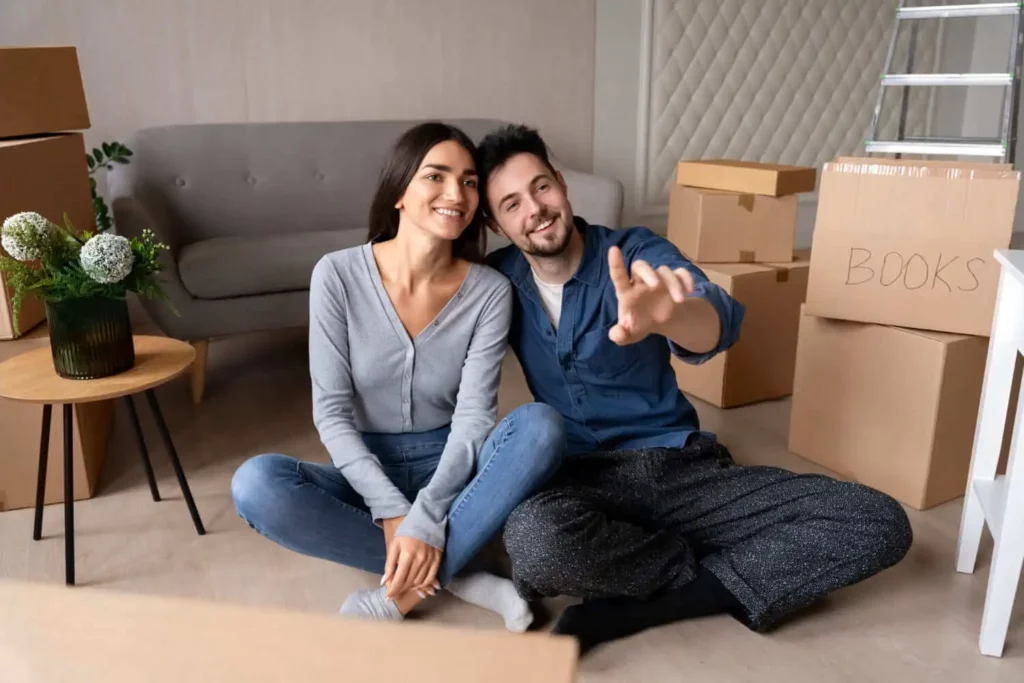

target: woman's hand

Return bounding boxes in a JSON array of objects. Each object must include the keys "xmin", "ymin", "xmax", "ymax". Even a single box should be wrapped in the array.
[{"xmin": 381, "ymin": 517, "xmax": 441, "ymax": 599}]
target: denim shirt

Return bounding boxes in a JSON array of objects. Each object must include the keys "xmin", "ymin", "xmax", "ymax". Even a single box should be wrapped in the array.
[{"xmin": 487, "ymin": 218, "xmax": 745, "ymax": 455}]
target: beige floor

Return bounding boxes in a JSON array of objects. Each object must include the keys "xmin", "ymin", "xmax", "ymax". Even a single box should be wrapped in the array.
[{"xmin": 1, "ymin": 327, "xmax": 1023, "ymax": 682}]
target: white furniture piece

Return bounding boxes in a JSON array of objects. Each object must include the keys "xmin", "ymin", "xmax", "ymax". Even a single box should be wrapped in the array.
[{"xmin": 956, "ymin": 248, "xmax": 1024, "ymax": 657}]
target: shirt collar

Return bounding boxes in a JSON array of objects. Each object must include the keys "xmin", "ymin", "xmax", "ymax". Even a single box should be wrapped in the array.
[{"xmin": 509, "ymin": 216, "xmax": 604, "ymax": 289}]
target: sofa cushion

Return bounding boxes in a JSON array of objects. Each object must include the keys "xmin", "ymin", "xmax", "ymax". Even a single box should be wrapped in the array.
[{"xmin": 179, "ymin": 230, "xmax": 366, "ymax": 299}]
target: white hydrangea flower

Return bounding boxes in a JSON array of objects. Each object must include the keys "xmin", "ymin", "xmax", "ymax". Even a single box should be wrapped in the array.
[
  {"xmin": 80, "ymin": 233, "xmax": 135, "ymax": 284},
  {"xmin": 1, "ymin": 211, "xmax": 53, "ymax": 262}
]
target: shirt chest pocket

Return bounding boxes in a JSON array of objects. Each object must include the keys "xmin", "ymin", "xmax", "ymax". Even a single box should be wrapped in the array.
[{"xmin": 574, "ymin": 323, "xmax": 642, "ymax": 380}]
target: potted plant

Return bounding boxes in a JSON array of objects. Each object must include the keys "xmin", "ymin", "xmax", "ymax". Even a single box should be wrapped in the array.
[{"xmin": 0, "ymin": 210, "xmax": 168, "ymax": 379}]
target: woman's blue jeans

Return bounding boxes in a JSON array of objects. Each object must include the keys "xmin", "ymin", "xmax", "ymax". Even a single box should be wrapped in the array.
[{"xmin": 230, "ymin": 403, "xmax": 565, "ymax": 585}]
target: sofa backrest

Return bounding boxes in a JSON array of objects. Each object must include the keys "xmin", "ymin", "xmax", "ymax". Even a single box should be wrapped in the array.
[{"xmin": 107, "ymin": 119, "xmax": 623, "ymax": 246}]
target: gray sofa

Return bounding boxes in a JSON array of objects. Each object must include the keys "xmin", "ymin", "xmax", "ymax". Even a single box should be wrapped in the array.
[{"xmin": 108, "ymin": 119, "xmax": 623, "ymax": 401}]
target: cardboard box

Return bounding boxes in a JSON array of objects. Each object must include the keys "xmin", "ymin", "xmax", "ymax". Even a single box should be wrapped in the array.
[
  {"xmin": 0, "ymin": 580, "xmax": 579, "ymax": 682},
  {"xmin": 788, "ymin": 307, "xmax": 988, "ymax": 510},
  {"xmin": 676, "ymin": 159, "xmax": 817, "ymax": 196},
  {"xmin": 0, "ymin": 326, "xmax": 113, "ymax": 511},
  {"xmin": 1, "ymin": 133, "xmax": 95, "ymax": 339},
  {"xmin": 667, "ymin": 185, "xmax": 796, "ymax": 263},
  {"xmin": 673, "ymin": 252, "xmax": 809, "ymax": 407},
  {"xmin": 805, "ymin": 158, "xmax": 1020, "ymax": 337},
  {"xmin": 0, "ymin": 46, "xmax": 90, "ymax": 138}
]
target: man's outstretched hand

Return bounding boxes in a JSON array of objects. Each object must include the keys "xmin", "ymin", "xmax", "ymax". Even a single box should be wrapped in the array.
[{"xmin": 607, "ymin": 246, "xmax": 695, "ymax": 345}]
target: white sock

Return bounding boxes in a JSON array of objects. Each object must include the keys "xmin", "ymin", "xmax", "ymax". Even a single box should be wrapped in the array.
[
  {"xmin": 339, "ymin": 586, "xmax": 404, "ymax": 621},
  {"xmin": 447, "ymin": 571, "xmax": 533, "ymax": 632}
]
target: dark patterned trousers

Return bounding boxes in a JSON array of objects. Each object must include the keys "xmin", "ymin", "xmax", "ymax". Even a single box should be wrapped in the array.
[{"xmin": 502, "ymin": 435, "xmax": 913, "ymax": 631}]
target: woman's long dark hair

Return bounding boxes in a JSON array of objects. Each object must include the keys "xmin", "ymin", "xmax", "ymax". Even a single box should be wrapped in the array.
[{"xmin": 367, "ymin": 122, "xmax": 486, "ymax": 262}]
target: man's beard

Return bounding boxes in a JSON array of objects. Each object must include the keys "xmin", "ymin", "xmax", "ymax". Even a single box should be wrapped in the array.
[{"xmin": 522, "ymin": 212, "xmax": 573, "ymax": 257}]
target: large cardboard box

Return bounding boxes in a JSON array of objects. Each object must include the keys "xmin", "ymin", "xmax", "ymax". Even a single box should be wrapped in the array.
[
  {"xmin": 0, "ymin": 46, "xmax": 90, "ymax": 138},
  {"xmin": 673, "ymin": 252, "xmax": 809, "ymax": 407},
  {"xmin": 667, "ymin": 185, "xmax": 796, "ymax": 263},
  {"xmin": 805, "ymin": 158, "xmax": 1020, "ymax": 337},
  {"xmin": 676, "ymin": 159, "xmax": 817, "ymax": 197},
  {"xmin": 1, "ymin": 133, "xmax": 95, "ymax": 339},
  {"xmin": 0, "ymin": 580, "xmax": 579, "ymax": 682},
  {"xmin": 788, "ymin": 307, "xmax": 988, "ymax": 510},
  {"xmin": 0, "ymin": 327, "xmax": 113, "ymax": 511}
]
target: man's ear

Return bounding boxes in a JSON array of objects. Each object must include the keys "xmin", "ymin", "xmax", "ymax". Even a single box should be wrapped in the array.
[
  {"xmin": 555, "ymin": 170, "xmax": 568, "ymax": 193},
  {"xmin": 485, "ymin": 215, "xmax": 504, "ymax": 236}
]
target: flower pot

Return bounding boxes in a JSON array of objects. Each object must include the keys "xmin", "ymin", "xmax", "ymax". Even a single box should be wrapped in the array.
[{"xmin": 45, "ymin": 296, "xmax": 135, "ymax": 379}]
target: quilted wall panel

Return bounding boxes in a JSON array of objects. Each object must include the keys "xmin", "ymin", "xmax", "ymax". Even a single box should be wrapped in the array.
[{"xmin": 642, "ymin": 0, "xmax": 941, "ymax": 210}]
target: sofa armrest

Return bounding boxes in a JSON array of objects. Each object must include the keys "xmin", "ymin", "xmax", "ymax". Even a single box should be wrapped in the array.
[
  {"xmin": 110, "ymin": 196, "xmax": 198, "ymax": 338},
  {"xmin": 549, "ymin": 159, "xmax": 624, "ymax": 229}
]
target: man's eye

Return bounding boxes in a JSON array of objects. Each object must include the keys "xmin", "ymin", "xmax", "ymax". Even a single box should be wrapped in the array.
[
  {"xmin": 538, "ymin": 183, "xmax": 549, "ymax": 191},
  {"xmin": 463, "ymin": 179, "xmax": 477, "ymax": 188},
  {"xmin": 506, "ymin": 202, "xmax": 519, "ymax": 212}
]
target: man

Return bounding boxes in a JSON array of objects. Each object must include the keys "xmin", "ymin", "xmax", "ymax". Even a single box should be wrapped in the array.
[{"xmin": 479, "ymin": 124, "xmax": 912, "ymax": 653}]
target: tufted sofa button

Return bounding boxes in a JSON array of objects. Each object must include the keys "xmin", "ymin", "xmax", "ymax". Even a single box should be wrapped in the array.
[
  {"xmin": 315, "ymin": 171, "xmax": 326, "ymax": 182},
  {"xmin": 247, "ymin": 175, "xmax": 257, "ymax": 186},
  {"xmin": 175, "ymin": 177, "xmax": 186, "ymax": 188}
]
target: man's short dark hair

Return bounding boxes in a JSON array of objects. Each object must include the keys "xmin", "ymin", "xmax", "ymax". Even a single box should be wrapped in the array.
[{"xmin": 477, "ymin": 124, "xmax": 557, "ymax": 214}]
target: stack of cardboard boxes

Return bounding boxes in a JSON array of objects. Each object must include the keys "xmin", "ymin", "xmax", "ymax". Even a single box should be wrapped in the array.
[
  {"xmin": 788, "ymin": 158, "xmax": 1021, "ymax": 510},
  {"xmin": 0, "ymin": 47, "xmax": 113, "ymax": 511},
  {"xmin": 665, "ymin": 159, "xmax": 817, "ymax": 408}
]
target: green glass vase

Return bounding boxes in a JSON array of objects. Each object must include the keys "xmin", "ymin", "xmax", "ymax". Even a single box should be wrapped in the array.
[{"xmin": 45, "ymin": 296, "xmax": 135, "ymax": 379}]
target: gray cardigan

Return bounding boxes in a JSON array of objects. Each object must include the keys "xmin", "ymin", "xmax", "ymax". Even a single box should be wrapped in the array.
[{"xmin": 309, "ymin": 244, "xmax": 512, "ymax": 549}]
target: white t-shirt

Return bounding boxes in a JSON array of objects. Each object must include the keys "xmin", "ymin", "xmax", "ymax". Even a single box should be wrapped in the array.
[{"xmin": 532, "ymin": 270, "xmax": 564, "ymax": 331}]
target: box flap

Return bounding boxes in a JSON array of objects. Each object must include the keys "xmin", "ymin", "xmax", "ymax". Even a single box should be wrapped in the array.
[
  {"xmin": 0, "ymin": 46, "xmax": 90, "ymax": 138},
  {"xmin": 817, "ymin": 159, "xmax": 1019, "ymax": 243},
  {"xmin": 676, "ymin": 159, "xmax": 817, "ymax": 196},
  {"xmin": 682, "ymin": 159, "xmax": 813, "ymax": 173}
]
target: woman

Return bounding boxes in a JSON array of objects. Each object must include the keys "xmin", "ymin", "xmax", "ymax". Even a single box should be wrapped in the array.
[{"xmin": 231, "ymin": 122, "xmax": 565, "ymax": 630}]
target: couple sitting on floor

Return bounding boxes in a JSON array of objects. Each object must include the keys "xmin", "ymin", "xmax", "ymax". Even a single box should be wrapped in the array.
[{"xmin": 229, "ymin": 121, "xmax": 913, "ymax": 654}]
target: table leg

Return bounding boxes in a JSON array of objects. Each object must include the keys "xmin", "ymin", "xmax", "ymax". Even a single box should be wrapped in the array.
[
  {"xmin": 979, "ymin": 396, "xmax": 1024, "ymax": 657},
  {"xmin": 63, "ymin": 404, "xmax": 75, "ymax": 586},
  {"xmin": 144, "ymin": 390, "xmax": 205, "ymax": 536},
  {"xmin": 124, "ymin": 396, "xmax": 161, "ymax": 502},
  {"xmin": 958, "ymin": 269, "xmax": 1024, "ymax": 574},
  {"xmin": 32, "ymin": 404, "xmax": 52, "ymax": 541}
]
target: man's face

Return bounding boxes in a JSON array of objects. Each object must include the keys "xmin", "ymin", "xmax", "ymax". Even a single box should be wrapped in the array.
[{"xmin": 486, "ymin": 153, "xmax": 575, "ymax": 257}]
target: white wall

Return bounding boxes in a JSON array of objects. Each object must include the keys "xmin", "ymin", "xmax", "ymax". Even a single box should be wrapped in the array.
[{"xmin": 0, "ymin": 0, "xmax": 596, "ymax": 171}]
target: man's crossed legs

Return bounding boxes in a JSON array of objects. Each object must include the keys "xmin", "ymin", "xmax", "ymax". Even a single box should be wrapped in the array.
[{"xmin": 503, "ymin": 435, "xmax": 913, "ymax": 651}]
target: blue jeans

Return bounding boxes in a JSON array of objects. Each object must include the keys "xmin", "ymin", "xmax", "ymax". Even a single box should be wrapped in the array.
[{"xmin": 231, "ymin": 403, "xmax": 565, "ymax": 585}]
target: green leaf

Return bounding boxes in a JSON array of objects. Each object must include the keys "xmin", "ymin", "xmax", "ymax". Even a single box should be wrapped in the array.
[
  {"xmin": 93, "ymin": 148, "xmax": 104, "ymax": 164},
  {"xmin": 89, "ymin": 177, "xmax": 97, "ymax": 191},
  {"xmin": 86, "ymin": 155, "xmax": 96, "ymax": 170},
  {"xmin": 102, "ymin": 142, "xmax": 112, "ymax": 157}
]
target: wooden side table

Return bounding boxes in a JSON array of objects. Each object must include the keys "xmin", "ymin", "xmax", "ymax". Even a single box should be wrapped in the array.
[{"xmin": 0, "ymin": 335, "xmax": 206, "ymax": 586}]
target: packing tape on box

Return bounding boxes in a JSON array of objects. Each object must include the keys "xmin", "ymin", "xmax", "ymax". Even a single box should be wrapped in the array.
[
  {"xmin": 738, "ymin": 250, "xmax": 755, "ymax": 263},
  {"xmin": 737, "ymin": 194, "xmax": 755, "ymax": 212},
  {"xmin": 762, "ymin": 264, "xmax": 790, "ymax": 283}
]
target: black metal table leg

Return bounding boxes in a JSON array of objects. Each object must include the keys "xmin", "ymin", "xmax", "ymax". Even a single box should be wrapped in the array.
[
  {"xmin": 144, "ymin": 390, "xmax": 205, "ymax": 535},
  {"xmin": 32, "ymin": 404, "xmax": 52, "ymax": 541},
  {"xmin": 124, "ymin": 396, "xmax": 161, "ymax": 502},
  {"xmin": 63, "ymin": 404, "xmax": 74, "ymax": 586}
]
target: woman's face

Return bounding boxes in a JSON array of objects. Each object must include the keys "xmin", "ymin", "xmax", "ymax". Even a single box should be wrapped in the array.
[{"xmin": 395, "ymin": 140, "xmax": 479, "ymax": 242}]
